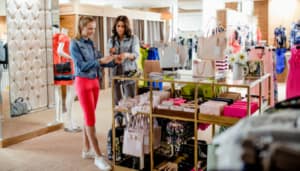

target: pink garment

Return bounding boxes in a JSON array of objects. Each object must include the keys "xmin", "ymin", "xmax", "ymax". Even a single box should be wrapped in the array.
[
  {"xmin": 286, "ymin": 46, "xmax": 300, "ymax": 99},
  {"xmin": 248, "ymin": 48, "xmax": 275, "ymax": 106}
]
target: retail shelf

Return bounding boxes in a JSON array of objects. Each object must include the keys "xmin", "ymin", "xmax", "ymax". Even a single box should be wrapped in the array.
[
  {"xmin": 198, "ymin": 114, "xmax": 240, "ymax": 127},
  {"xmin": 153, "ymin": 108, "xmax": 196, "ymax": 122},
  {"xmin": 114, "ymin": 108, "xmax": 150, "ymax": 115},
  {"xmin": 112, "ymin": 73, "xmax": 272, "ymax": 171},
  {"xmin": 113, "ymin": 165, "xmax": 138, "ymax": 171}
]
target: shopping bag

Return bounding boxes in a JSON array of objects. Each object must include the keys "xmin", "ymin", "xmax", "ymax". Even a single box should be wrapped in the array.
[
  {"xmin": 123, "ymin": 115, "xmax": 144, "ymax": 157},
  {"xmin": 193, "ymin": 59, "xmax": 215, "ymax": 78},
  {"xmin": 198, "ymin": 32, "xmax": 227, "ymax": 60}
]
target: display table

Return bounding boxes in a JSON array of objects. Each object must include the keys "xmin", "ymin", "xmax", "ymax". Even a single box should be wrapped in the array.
[{"xmin": 111, "ymin": 73, "xmax": 271, "ymax": 171}]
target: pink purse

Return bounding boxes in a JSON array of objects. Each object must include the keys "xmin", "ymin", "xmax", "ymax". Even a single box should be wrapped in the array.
[{"xmin": 223, "ymin": 101, "xmax": 259, "ymax": 118}]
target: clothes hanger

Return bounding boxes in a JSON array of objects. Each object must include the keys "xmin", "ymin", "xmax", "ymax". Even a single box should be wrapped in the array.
[{"xmin": 254, "ymin": 46, "xmax": 265, "ymax": 49}]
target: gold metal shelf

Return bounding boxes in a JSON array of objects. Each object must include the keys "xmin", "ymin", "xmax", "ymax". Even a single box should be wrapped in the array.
[
  {"xmin": 111, "ymin": 73, "xmax": 272, "ymax": 171},
  {"xmin": 152, "ymin": 113, "xmax": 195, "ymax": 122},
  {"xmin": 198, "ymin": 114, "xmax": 240, "ymax": 127},
  {"xmin": 114, "ymin": 108, "xmax": 150, "ymax": 116}
]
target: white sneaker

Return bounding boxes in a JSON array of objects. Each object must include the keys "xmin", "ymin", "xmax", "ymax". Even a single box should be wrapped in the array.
[
  {"xmin": 94, "ymin": 156, "xmax": 112, "ymax": 171},
  {"xmin": 82, "ymin": 150, "xmax": 96, "ymax": 159}
]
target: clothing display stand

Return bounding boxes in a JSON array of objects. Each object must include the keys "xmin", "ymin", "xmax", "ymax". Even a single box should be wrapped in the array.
[{"xmin": 111, "ymin": 73, "xmax": 271, "ymax": 171}]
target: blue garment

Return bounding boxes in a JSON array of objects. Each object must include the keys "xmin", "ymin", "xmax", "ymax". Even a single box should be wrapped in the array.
[
  {"xmin": 290, "ymin": 24, "xmax": 300, "ymax": 46},
  {"xmin": 275, "ymin": 48, "xmax": 286, "ymax": 74},
  {"xmin": 274, "ymin": 27, "xmax": 287, "ymax": 48},
  {"xmin": 147, "ymin": 47, "xmax": 160, "ymax": 60},
  {"xmin": 70, "ymin": 38, "xmax": 114, "ymax": 79}
]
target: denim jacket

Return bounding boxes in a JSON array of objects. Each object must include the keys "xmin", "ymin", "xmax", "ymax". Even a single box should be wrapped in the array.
[
  {"xmin": 107, "ymin": 35, "xmax": 140, "ymax": 76},
  {"xmin": 70, "ymin": 38, "xmax": 114, "ymax": 79}
]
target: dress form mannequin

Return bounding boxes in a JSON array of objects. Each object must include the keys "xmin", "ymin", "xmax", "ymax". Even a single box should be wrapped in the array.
[{"xmin": 53, "ymin": 27, "xmax": 81, "ymax": 132}]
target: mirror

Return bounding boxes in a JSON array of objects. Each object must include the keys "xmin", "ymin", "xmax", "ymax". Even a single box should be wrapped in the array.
[{"xmin": 0, "ymin": 0, "xmax": 60, "ymax": 147}]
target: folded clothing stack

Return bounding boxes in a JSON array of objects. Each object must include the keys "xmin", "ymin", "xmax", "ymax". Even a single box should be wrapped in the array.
[
  {"xmin": 223, "ymin": 101, "xmax": 259, "ymax": 118},
  {"xmin": 215, "ymin": 56, "xmax": 228, "ymax": 73},
  {"xmin": 199, "ymin": 100, "xmax": 228, "ymax": 116},
  {"xmin": 157, "ymin": 98, "xmax": 187, "ymax": 110},
  {"xmin": 148, "ymin": 72, "xmax": 163, "ymax": 90},
  {"xmin": 219, "ymin": 92, "xmax": 242, "ymax": 101},
  {"xmin": 116, "ymin": 91, "xmax": 170, "ymax": 113}
]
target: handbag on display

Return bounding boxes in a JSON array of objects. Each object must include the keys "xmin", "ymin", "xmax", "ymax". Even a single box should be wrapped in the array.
[
  {"xmin": 107, "ymin": 112, "xmax": 126, "ymax": 161},
  {"xmin": 11, "ymin": 97, "xmax": 31, "ymax": 117},
  {"xmin": 54, "ymin": 61, "xmax": 71, "ymax": 73},
  {"xmin": 123, "ymin": 114, "xmax": 150, "ymax": 169},
  {"xmin": 192, "ymin": 59, "xmax": 215, "ymax": 78},
  {"xmin": 197, "ymin": 31, "xmax": 227, "ymax": 60}
]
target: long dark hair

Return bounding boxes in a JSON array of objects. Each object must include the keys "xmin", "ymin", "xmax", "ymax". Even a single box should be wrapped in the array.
[
  {"xmin": 75, "ymin": 16, "xmax": 96, "ymax": 40},
  {"xmin": 112, "ymin": 15, "xmax": 132, "ymax": 39}
]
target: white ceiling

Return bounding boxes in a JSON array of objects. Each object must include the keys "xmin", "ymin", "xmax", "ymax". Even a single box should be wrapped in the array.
[
  {"xmin": 60, "ymin": 0, "xmax": 204, "ymax": 10},
  {"xmin": 79, "ymin": 0, "xmax": 175, "ymax": 8},
  {"xmin": 178, "ymin": 0, "xmax": 202, "ymax": 10}
]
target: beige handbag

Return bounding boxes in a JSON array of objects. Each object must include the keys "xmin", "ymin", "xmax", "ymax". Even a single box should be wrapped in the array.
[
  {"xmin": 198, "ymin": 31, "xmax": 227, "ymax": 60},
  {"xmin": 123, "ymin": 115, "xmax": 144, "ymax": 158},
  {"xmin": 193, "ymin": 59, "xmax": 215, "ymax": 78}
]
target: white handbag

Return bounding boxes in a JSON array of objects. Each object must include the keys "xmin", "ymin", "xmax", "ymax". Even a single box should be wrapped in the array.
[
  {"xmin": 198, "ymin": 31, "xmax": 227, "ymax": 60},
  {"xmin": 193, "ymin": 59, "xmax": 215, "ymax": 78}
]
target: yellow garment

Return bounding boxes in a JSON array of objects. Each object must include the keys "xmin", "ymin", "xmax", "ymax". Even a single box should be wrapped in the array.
[{"xmin": 138, "ymin": 47, "xmax": 149, "ymax": 86}]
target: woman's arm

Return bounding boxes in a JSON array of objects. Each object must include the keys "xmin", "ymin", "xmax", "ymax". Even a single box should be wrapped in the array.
[
  {"xmin": 70, "ymin": 40, "xmax": 100, "ymax": 72},
  {"xmin": 120, "ymin": 35, "xmax": 140, "ymax": 61},
  {"xmin": 57, "ymin": 43, "xmax": 72, "ymax": 59}
]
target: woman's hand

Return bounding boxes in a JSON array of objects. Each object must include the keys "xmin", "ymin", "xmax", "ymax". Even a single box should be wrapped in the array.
[
  {"xmin": 99, "ymin": 55, "xmax": 115, "ymax": 64},
  {"xmin": 120, "ymin": 52, "xmax": 135, "ymax": 61},
  {"xmin": 114, "ymin": 55, "xmax": 123, "ymax": 64},
  {"xmin": 109, "ymin": 47, "xmax": 116, "ymax": 54}
]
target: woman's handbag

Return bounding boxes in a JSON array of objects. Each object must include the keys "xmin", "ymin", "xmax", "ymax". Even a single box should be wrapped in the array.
[
  {"xmin": 123, "ymin": 115, "xmax": 144, "ymax": 156},
  {"xmin": 54, "ymin": 61, "xmax": 71, "ymax": 73},
  {"xmin": 11, "ymin": 97, "xmax": 31, "ymax": 117}
]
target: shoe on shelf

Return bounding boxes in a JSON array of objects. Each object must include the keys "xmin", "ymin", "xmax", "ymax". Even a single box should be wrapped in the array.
[
  {"xmin": 82, "ymin": 150, "xmax": 96, "ymax": 159},
  {"xmin": 94, "ymin": 156, "xmax": 112, "ymax": 171}
]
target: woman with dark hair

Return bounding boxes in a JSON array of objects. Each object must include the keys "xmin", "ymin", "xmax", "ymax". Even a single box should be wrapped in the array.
[
  {"xmin": 70, "ymin": 16, "xmax": 117, "ymax": 170},
  {"xmin": 108, "ymin": 15, "xmax": 140, "ymax": 104}
]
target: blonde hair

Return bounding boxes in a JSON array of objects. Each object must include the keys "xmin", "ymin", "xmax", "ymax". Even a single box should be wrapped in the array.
[{"xmin": 75, "ymin": 16, "xmax": 96, "ymax": 40}]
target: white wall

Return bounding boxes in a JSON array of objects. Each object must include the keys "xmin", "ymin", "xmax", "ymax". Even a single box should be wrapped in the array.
[
  {"xmin": 202, "ymin": 0, "xmax": 225, "ymax": 34},
  {"xmin": 0, "ymin": 0, "xmax": 6, "ymax": 16},
  {"xmin": 178, "ymin": 12, "xmax": 202, "ymax": 31}
]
